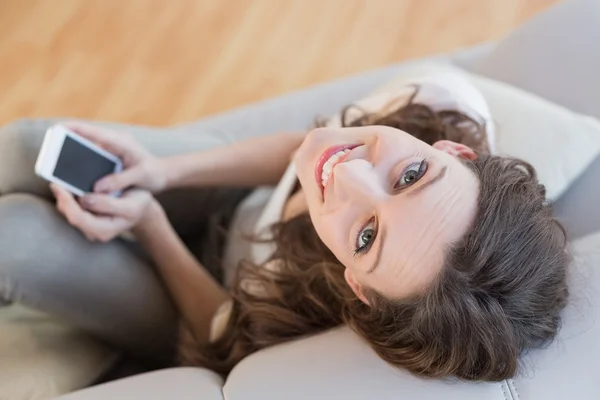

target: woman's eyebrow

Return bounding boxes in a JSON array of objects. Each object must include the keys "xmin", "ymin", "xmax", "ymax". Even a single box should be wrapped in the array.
[{"xmin": 408, "ymin": 166, "xmax": 447, "ymax": 196}]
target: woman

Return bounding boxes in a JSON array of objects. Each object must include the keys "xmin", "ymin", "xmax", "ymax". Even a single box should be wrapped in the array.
[{"xmin": 48, "ymin": 72, "xmax": 569, "ymax": 382}]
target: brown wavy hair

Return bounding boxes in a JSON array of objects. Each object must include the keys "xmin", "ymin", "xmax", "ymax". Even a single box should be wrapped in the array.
[{"xmin": 179, "ymin": 89, "xmax": 569, "ymax": 381}]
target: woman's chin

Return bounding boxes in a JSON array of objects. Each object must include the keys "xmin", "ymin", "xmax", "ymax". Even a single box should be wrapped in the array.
[{"xmin": 293, "ymin": 156, "xmax": 316, "ymax": 192}]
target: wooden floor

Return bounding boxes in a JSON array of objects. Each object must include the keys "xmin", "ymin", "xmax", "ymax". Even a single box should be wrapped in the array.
[{"xmin": 0, "ymin": 0, "xmax": 558, "ymax": 127}]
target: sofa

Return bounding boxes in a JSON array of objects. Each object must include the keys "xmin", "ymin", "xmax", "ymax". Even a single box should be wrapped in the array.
[{"xmin": 2, "ymin": 0, "xmax": 600, "ymax": 399}]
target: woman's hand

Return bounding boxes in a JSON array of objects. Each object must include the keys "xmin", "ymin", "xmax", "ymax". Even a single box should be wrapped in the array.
[
  {"xmin": 50, "ymin": 183, "xmax": 162, "ymax": 243},
  {"xmin": 65, "ymin": 122, "xmax": 168, "ymax": 193}
]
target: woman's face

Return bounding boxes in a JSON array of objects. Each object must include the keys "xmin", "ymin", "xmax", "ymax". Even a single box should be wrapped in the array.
[{"xmin": 293, "ymin": 126, "xmax": 479, "ymax": 302}]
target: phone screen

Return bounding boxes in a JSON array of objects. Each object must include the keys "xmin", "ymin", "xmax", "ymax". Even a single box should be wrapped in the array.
[{"xmin": 53, "ymin": 136, "xmax": 117, "ymax": 193}]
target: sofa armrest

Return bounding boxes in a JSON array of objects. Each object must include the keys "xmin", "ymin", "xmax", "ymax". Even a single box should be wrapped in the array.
[{"xmin": 54, "ymin": 368, "xmax": 224, "ymax": 400}]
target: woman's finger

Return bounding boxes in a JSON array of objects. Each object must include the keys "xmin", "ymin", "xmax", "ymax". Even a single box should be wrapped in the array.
[
  {"xmin": 63, "ymin": 121, "xmax": 138, "ymax": 159},
  {"xmin": 81, "ymin": 189, "xmax": 151, "ymax": 218},
  {"xmin": 80, "ymin": 193, "xmax": 137, "ymax": 219},
  {"xmin": 73, "ymin": 212, "xmax": 131, "ymax": 243},
  {"xmin": 51, "ymin": 184, "xmax": 132, "ymax": 242},
  {"xmin": 63, "ymin": 122, "xmax": 118, "ymax": 150},
  {"xmin": 51, "ymin": 184, "xmax": 101, "ymax": 231},
  {"xmin": 94, "ymin": 167, "xmax": 145, "ymax": 193},
  {"xmin": 51, "ymin": 183, "xmax": 86, "ymax": 223}
]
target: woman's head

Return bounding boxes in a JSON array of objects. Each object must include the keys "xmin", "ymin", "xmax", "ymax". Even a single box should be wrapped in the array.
[
  {"xmin": 293, "ymin": 125, "xmax": 481, "ymax": 301},
  {"xmin": 290, "ymin": 122, "xmax": 568, "ymax": 379},
  {"xmin": 183, "ymin": 95, "xmax": 569, "ymax": 381},
  {"xmin": 345, "ymin": 153, "xmax": 569, "ymax": 380}
]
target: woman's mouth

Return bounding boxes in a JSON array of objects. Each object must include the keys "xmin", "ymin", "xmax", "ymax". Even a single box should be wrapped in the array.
[{"xmin": 314, "ymin": 144, "xmax": 359, "ymax": 195}]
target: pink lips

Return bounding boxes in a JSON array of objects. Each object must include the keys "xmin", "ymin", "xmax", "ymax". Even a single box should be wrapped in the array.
[{"xmin": 314, "ymin": 144, "xmax": 359, "ymax": 196}]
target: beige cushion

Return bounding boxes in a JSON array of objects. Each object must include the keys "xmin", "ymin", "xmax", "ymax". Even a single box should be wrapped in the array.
[{"xmin": 0, "ymin": 304, "xmax": 118, "ymax": 400}]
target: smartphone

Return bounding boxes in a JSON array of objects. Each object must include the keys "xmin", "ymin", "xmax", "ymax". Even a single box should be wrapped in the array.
[{"xmin": 35, "ymin": 125, "xmax": 123, "ymax": 197}]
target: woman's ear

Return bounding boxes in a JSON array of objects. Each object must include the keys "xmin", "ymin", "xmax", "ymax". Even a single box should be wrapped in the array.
[
  {"xmin": 433, "ymin": 140, "xmax": 477, "ymax": 160},
  {"xmin": 344, "ymin": 268, "xmax": 370, "ymax": 305}
]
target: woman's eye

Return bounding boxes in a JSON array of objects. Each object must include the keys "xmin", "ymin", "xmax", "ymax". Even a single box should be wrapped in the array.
[
  {"xmin": 395, "ymin": 160, "xmax": 428, "ymax": 189},
  {"xmin": 354, "ymin": 219, "xmax": 376, "ymax": 256}
]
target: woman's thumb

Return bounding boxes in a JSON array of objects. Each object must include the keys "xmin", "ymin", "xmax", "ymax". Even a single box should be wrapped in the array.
[{"xmin": 94, "ymin": 168, "xmax": 143, "ymax": 193}]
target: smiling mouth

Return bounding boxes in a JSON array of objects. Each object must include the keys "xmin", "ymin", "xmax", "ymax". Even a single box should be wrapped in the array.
[{"xmin": 314, "ymin": 144, "xmax": 359, "ymax": 196}]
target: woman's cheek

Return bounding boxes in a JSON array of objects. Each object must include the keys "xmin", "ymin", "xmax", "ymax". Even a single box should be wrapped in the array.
[{"xmin": 308, "ymin": 213, "xmax": 331, "ymax": 244}]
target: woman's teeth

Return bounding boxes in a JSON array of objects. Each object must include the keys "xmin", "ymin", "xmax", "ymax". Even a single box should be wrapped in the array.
[{"xmin": 321, "ymin": 149, "xmax": 351, "ymax": 188}]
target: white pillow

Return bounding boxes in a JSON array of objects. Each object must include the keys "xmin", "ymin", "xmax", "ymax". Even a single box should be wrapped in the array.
[
  {"xmin": 469, "ymin": 72, "xmax": 600, "ymax": 200},
  {"xmin": 334, "ymin": 62, "xmax": 600, "ymax": 201},
  {"xmin": 0, "ymin": 304, "xmax": 118, "ymax": 400}
]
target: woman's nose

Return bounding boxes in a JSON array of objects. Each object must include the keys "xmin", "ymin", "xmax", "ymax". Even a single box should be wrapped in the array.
[{"xmin": 332, "ymin": 159, "xmax": 383, "ymax": 203}]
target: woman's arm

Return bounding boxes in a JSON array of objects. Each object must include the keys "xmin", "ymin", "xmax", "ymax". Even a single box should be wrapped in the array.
[
  {"xmin": 163, "ymin": 131, "xmax": 305, "ymax": 189},
  {"xmin": 65, "ymin": 123, "xmax": 306, "ymax": 193},
  {"xmin": 52, "ymin": 184, "xmax": 229, "ymax": 345},
  {"xmin": 132, "ymin": 201, "xmax": 230, "ymax": 344}
]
